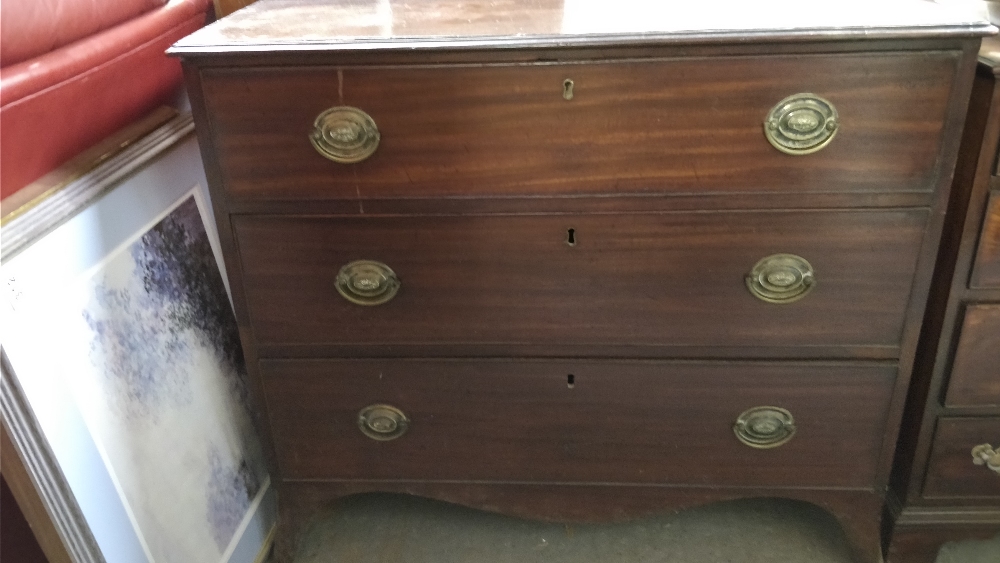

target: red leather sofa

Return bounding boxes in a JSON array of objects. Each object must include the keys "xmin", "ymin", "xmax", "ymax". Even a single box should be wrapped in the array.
[{"xmin": 1, "ymin": 0, "xmax": 212, "ymax": 200}]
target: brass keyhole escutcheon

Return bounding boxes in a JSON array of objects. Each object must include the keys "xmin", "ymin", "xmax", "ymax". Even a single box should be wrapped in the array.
[
  {"xmin": 746, "ymin": 254, "xmax": 815, "ymax": 304},
  {"xmin": 310, "ymin": 106, "xmax": 380, "ymax": 163},
  {"xmin": 764, "ymin": 93, "xmax": 838, "ymax": 155},
  {"xmin": 336, "ymin": 260, "xmax": 400, "ymax": 306},
  {"xmin": 563, "ymin": 79, "xmax": 574, "ymax": 100},
  {"xmin": 734, "ymin": 406, "xmax": 796, "ymax": 449},
  {"xmin": 358, "ymin": 404, "xmax": 409, "ymax": 441}
]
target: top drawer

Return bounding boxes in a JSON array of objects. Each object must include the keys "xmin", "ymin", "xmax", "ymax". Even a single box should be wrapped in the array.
[{"xmin": 200, "ymin": 52, "xmax": 957, "ymax": 201}]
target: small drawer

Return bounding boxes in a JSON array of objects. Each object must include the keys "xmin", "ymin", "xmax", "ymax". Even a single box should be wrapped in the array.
[
  {"xmin": 970, "ymin": 191, "xmax": 1000, "ymax": 289},
  {"xmin": 945, "ymin": 304, "xmax": 1000, "ymax": 408},
  {"xmin": 261, "ymin": 359, "xmax": 896, "ymax": 488},
  {"xmin": 233, "ymin": 209, "xmax": 927, "ymax": 352},
  {"xmin": 923, "ymin": 418, "xmax": 1000, "ymax": 499},
  {"xmin": 201, "ymin": 52, "xmax": 957, "ymax": 201}
]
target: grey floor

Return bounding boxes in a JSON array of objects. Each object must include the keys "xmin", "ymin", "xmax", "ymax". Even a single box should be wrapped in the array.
[{"xmin": 292, "ymin": 493, "xmax": 999, "ymax": 563}]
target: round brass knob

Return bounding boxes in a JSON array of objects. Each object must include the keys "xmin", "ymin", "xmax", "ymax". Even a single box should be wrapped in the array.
[
  {"xmin": 764, "ymin": 93, "xmax": 838, "ymax": 155},
  {"xmin": 746, "ymin": 254, "xmax": 815, "ymax": 304},
  {"xmin": 336, "ymin": 260, "xmax": 400, "ymax": 306},
  {"xmin": 972, "ymin": 443, "xmax": 1000, "ymax": 475},
  {"xmin": 734, "ymin": 406, "xmax": 796, "ymax": 449},
  {"xmin": 310, "ymin": 106, "xmax": 380, "ymax": 163},
  {"xmin": 358, "ymin": 404, "xmax": 409, "ymax": 441}
]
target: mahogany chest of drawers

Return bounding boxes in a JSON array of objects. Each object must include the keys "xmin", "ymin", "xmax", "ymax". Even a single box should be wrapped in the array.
[
  {"xmin": 888, "ymin": 36, "xmax": 1000, "ymax": 563},
  {"xmin": 170, "ymin": 2, "xmax": 992, "ymax": 561}
]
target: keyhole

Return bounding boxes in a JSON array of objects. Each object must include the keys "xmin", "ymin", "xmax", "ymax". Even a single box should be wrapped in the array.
[
  {"xmin": 567, "ymin": 228, "xmax": 576, "ymax": 246},
  {"xmin": 567, "ymin": 374, "xmax": 575, "ymax": 389},
  {"xmin": 563, "ymin": 79, "xmax": 574, "ymax": 100}
]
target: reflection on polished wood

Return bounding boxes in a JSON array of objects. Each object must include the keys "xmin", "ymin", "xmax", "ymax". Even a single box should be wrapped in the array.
[{"xmin": 171, "ymin": 0, "xmax": 991, "ymax": 55}]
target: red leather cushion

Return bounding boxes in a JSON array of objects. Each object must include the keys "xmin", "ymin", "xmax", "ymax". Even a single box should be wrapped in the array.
[
  {"xmin": 0, "ymin": 0, "xmax": 211, "ymax": 199},
  {"xmin": 1, "ymin": 0, "xmax": 168, "ymax": 67}
]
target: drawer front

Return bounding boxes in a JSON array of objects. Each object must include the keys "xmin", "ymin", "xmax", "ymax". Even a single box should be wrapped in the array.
[
  {"xmin": 234, "ymin": 209, "xmax": 927, "ymax": 350},
  {"xmin": 970, "ymin": 191, "xmax": 1000, "ymax": 288},
  {"xmin": 923, "ymin": 418, "xmax": 1000, "ymax": 499},
  {"xmin": 945, "ymin": 304, "xmax": 1000, "ymax": 408},
  {"xmin": 261, "ymin": 359, "xmax": 895, "ymax": 488},
  {"xmin": 202, "ymin": 52, "xmax": 956, "ymax": 201}
]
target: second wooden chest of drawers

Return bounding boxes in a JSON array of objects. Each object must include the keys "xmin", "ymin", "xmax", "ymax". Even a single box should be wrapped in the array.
[{"xmin": 889, "ymin": 37, "xmax": 1000, "ymax": 563}]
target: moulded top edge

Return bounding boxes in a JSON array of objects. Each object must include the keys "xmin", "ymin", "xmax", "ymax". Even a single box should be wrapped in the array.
[{"xmin": 169, "ymin": 0, "xmax": 996, "ymax": 57}]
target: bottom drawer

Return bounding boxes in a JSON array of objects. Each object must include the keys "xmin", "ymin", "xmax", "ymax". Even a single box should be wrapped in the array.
[
  {"xmin": 923, "ymin": 417, "xmax": 1000, "ymax": 499},
  {"xmin": 261, "ymin": 359, "xmax": 895, "ymax": 488}
]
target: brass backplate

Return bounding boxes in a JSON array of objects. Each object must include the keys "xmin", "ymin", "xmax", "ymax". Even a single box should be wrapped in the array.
[
  {"xmin": 336, "ymin": 260, "xmax": 400, "ymax": 306},
  {"xmin": 310, "ymin": 106, "xmax": 380, "ymax": 163},
  {"xmin": 358, "ymin": 404, "xmax": 409, "ymax": 441},
  {"xmin": 734, "ymin": 406, "xmax": 796, "ymax": 449},
  {"xmin": 746, "ymin": 253, "xmax": 815, "ymax": 304},
  {"xmin": 764, "ymin": 93, "xmax": 838, "ymax": 155}
]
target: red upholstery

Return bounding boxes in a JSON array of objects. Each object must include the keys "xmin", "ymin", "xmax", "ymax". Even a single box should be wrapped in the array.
[
  {"xmin": 0, "ymin": 0, "xmax": 211, "ymax": 200},
  {"xmin": 1, "ymin": 0, "xmax": 167, "ymax": 67}
]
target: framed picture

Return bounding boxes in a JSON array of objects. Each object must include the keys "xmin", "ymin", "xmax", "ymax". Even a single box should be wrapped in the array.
[{"xmin": 1, "ymin": 112, "xmax": 275, "ymax": 563}]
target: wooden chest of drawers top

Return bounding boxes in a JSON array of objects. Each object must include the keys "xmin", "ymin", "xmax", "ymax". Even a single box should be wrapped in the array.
[{"xmin": 170, "ymin": 0, "xmax": 988, "ymax": 57}]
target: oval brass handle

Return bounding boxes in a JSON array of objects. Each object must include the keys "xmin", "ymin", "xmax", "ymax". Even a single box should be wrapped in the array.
[
  {"xmin": 310, "ymin": 106, "xmax": 380, "ymax": 163},
  {"xmin": 336, "ymin": 260, "xmax": 400, "ymax": 306},
  {"xmin": 764, "ymin": 93, "xmax": 838, "ymax": 155},
  {"xmin": 734, "ymin": 406, "xmax": 796, "ymax": 449},
  {"xmin": 972, "ymin": 444, "xmax": 1000, "ymax": 475},
  {"xmin": 358, "ymin": 404, "xmax": 409, "ymax": 441},
  {"xmin": 746, "ymin": 254, "xmax": 815, "ymax": 304}
]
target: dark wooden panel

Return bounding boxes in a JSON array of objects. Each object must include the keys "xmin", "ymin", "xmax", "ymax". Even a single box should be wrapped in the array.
[
  {"xmin": 202, "ymin": 52, "xmax": 956, "ymax": 201},
  {"xmin": 0, "ymin": 423, "xmax": 68, "ymax": 563},
  {"xmin": 1, "ymin": 476, "xmax": 49, "ymax": 563},
  {"xmin": 889, "ymin": 522, "xmax": 1000, "ymax": 563},
  {"xmin": 971, "ymin": 192, "xmax": 1000, "ymax": 288},
  {"xmin": 945, "ymin": 304, "xmax": 1000, "ymax": 408},
  {"xmin": 923, "ymin": 418, "xmax": 1000, "ymax": 499},
  {"xmin": 261, "ymin": 358, "xmax": 896, "ymax": 488},
  {"xmin": 233, "ymin": 209, "xmax": 927, "ymax": 350}
]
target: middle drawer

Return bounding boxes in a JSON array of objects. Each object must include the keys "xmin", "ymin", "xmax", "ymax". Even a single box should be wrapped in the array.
[{"xmin": 234, "ymin": 209, "xmax": 926, "ymax": 351}]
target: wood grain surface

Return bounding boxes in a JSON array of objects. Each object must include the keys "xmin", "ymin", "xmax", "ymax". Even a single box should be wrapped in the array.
[
  {"xmin": 945, "ymin": 304, "xmax": 1000, "ymax": 408},
  {"xmin": 971, "ymin": 191, "xmax": 1000, "ymax": 288},
  {"xmin": 233, "ymin": 209, "xmax": 927, "ymax": 351},
  {"xmin": 261, "ymin": 358, "xmax": 895, "ymax": 488},
  {"xmin": 202, "ymin": 53, "xmax": 957, "ymax": 201}
]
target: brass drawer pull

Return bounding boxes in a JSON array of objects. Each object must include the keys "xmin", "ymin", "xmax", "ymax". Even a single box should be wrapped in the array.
[
  {"xmin": 310, "ymin": 106, "xmax": 380, "ymax": 163},
  {"xmin": 746, "ymin": 254, "xmax": 815, "ymax": 304},
  {"xmin": 336, "ymin": 260, "xmax": 400, "ymax": 306},
  {"xmin": 358, "ymin": 404, "xmax": 409, "ymax": 441},
  {"xmin": 764, "ymin": 93, "xmax": 838, "ymax": 155},
  {"xmin": 972, "ymin": 444, "xmax": 1000, "ymax": 475},
  {"xmin": 734, "ymin": 406, "xmax": 796, "ymax": 449}
]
